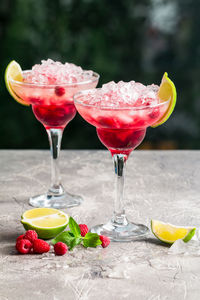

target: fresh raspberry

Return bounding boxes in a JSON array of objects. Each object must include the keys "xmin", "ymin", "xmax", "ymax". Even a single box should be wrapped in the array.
[
  {"xmin": 133, "ymin": 117, "xmax": 145, "ymax": 128},
  {"xmin": 54, "ymin": 242, "xmax": 68, "ymax": 256},
  {"xmin": 99, "ymin": 235, "xmax": 110, "ymax": 248},
  {"xmin": 16, "ymin": 234, "xmax": 25, "ymax": 243},
  {"xmin": 24, "ymin": 230, "xmax": 38, "ymax": 243},
  {"xmin": 55, "ymin": 86, "xmax": 65, "ymax": 96},
  {"xmin": 97, "ymin": 116, "xmax": 118, "ymax": 128},
  {"xmin": 79, "ymin": 224, "xmax": 89, "ymax": 237},
  {"xmin": 16, "ymin": 239, "xmax": 32, "ymax": 254},
  {"xmin": 33, "ymin": 239, "xmax": 50, "ymax": 254},
  {"xmin": 149, "ymin": 108, "xmax": 160, "ymax": 120}
]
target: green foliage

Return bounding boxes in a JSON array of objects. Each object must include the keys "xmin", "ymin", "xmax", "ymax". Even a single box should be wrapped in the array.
[
  {"xmin": 83, "ymin": 232, "xmax": 102, "ymax": 248},
  {"xmin": 0, "ymin": 0, "xmax": 200, "ymax": 149},
  {"xmin": 68, "ymin": 216, "xmax": 81, "ymax": 237},
  {"xmin": 51, "ymin": 231, "xmax": 82, "ymax": 251},
  {"xmin": 51, "ymin": 216, "xmax": 102, "ymax": 250}
]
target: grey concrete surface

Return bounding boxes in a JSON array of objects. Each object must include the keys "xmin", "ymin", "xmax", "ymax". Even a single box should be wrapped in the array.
[{"xmin": 0, "ymin": 150, "xmax": 200, "ymax": 300}]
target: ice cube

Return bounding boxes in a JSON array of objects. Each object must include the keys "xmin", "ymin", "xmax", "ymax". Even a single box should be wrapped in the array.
[
  {"xmin": 118, "ymin": 113, "xmax": 133, "ymax": 124},
  {"xmin": 168, "ymin": 239, "xmax": 200, "ymax": 255}
]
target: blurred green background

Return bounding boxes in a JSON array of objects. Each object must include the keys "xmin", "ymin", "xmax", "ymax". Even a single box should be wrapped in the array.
[{"xmin": 0, "ymin": 0, "xmax": 200, "ymax": 150}]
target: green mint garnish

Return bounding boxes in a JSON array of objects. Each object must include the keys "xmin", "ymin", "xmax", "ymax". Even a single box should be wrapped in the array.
[
  {"xmin": 51, "ymin": 231, "xmax": 82, "ymax": 251},
  {"xmin": 83, "ymin": 232, "xmax": 102, "ymax": 248},
  {"xmin": 51, "ymin": 217, "xmax": 103, "ymax": 251},
  {"xmin": 69, "ymin": 237, "xmax": 82, "ymax": 250},
  {"xmin": 51, "ymin": 231, "xmax": 71, "ymax": 245},
  {"xmin": 69, "ymin": 216, "xmax": 81, "ymax": 237}
]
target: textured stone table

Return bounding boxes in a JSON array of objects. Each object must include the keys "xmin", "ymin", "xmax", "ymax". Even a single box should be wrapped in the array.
[{"xmin": 1, "ymin": 150, "xmax": 200, "ymax": 300}]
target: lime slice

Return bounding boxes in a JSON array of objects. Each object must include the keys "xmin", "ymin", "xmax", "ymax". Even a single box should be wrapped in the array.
[
  {"xmin": 5, "ymin": 60, "xmax": 29, "ymax": 106},
  {"xmin": 151, "ymin": 72, "xmax": 176, "ymax": 128},
  {"xmin": 21, "ymin": 208, "xmax": 69, "ymax": 239},
  {"xmin": 151, "ymin": 220, "xmax": 196, "ymax": 244}
]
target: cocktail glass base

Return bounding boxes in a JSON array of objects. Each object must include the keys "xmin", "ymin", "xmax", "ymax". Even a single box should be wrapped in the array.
[
  {"xmin": 29, "ymin": 191, "xmax": 83, "ymax": 209},
  {"xmin": 91, "ymin": 219, "xmax": 149, "ymax": 242}
]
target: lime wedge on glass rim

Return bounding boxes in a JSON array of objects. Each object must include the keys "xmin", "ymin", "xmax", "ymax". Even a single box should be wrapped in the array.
[
  {"xmin": 151, "ymin": 220, "xmax": 196, "ymax": 244},
  {"xmin": 21, "ymin": 208, "xmax": 69, "ymax": 239},
  {"xmin": 151, "ymin": 72, "xmax": 177, "ymax": 128},
  {"xmin": 5, "ymin": 60, "xmax": 29, "ymax": 106}
]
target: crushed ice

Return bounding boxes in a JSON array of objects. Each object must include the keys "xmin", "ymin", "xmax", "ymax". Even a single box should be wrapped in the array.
[
  {"xmin": 80, "ymin": 80, "xmax": 159, "ymax": 108},
  {"xmin": 24, "ymin": 59, "xmax": 94, "ymax": 84}
]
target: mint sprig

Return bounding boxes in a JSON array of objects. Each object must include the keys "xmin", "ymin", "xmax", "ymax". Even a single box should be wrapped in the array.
[
  {"xmin": 51, "ymin": 216, "xmax": 102, "ymax": 251},
  {"xmin": 83, "ymin": 232, "xmax": 102, "ymax": 248},
  {"xmin": 69, "ymin": 216, "xmax": 81, "ymax": 237},
  {"xmin": 51, "ymin": 231, "xmax": 82, "ymax": 250}
]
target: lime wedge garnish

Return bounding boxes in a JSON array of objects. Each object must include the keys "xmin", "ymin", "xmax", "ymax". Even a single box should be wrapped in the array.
[
  {"xmin": 21, "ymin": 208, "xmax": 69, "ymax": 239},
  {"xmin": 151, "ymin": 72, "xmax": 176, "ymax": 127},
  {"xmin": 151, "ymin": 220, "xmax": 196, "ymax": 244},
  {"xmin": 5, "ymin": 60, "xmax": 29, "ymax": 106}
]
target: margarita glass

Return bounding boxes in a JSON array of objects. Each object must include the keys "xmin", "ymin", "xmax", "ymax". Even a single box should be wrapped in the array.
[
  {"xmin": 9, "ymin": 60, "xmax": 99, "ymax": 208},
  {"xmin": 74, "ymin": 81, "xmax": 170, "ymax": 241}
]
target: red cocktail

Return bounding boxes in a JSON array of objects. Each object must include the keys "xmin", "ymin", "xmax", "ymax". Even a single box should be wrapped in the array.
[
  {"xmin": 32, "ymin": 103, "xmax": 76, "ymax": 130},
  {"xmin": 74, "ymin": 80, "xmax": 170, "ymax": 241},
  {"xmin": 9, "ymin": 59, "xmax": 99, "ymax": 208},
  {"xmin": 78, "ymin": 100, "xmax": 165, "ymax": 157}
]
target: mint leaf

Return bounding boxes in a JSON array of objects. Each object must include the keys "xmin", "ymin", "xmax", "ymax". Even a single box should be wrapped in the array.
[
  {"xmin": 51, "ymin": 231, "xmax": 72, "ymax": 245},
  {"xmin": 69, "ymin": 216, "xmax": 81, "ymax": 237},
  {"xmin": 70, "ymin": 237, "xmax": 82, "ymax": 250},
  {"xmin": 83, "ymin": 233, "xmax": 102, "ymax": 248},
  {"xmin": 51, "ymin": 231, "xmax": 82, "ymax": 251},
  {"xmin": 67, "ymin": 231, "xmax": 74, "ymax": 237}
]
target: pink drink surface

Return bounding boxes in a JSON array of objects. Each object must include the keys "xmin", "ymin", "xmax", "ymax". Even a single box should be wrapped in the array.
[
  {"xmin": 10, "ymin": 60, "xmax": 98, "ymax": 129},
  {"xmin": 75, "ymin": 81, "xmax": 169, "ymax": 156}
]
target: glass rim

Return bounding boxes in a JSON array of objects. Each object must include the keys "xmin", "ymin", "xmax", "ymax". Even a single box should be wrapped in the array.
[
  {"xmin": 9, "ymin": 70, "xmax": 100, "ymax": 88},
  {"xmin": 74, "ymin": 88, "xmax": 171, "ymax": 111}
]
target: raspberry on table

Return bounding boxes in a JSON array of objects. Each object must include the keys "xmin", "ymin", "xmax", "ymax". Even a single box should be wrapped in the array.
[
  {"xmin": 16, "ymin": 239, "xmax": 32, "ymax": 254},
  {"xmin": 24, "ymin": 230, "xmax": 38, "ymax": 243},
  {"xmin": 99, "ymin": 235, "xmax": 110, "ymax": 248},
  {"xmin": 33, "ymin": 239, "xmax": 50, "ymax": 254},
  {"xmin": 54, "ymin": 242, "xmax": 68, "ymax": 256},
  {"xmin": 16, "ymin": 234, "xmax": 25, "ymax": 243},
  {"xmin": 79, "ymin": 224, "xmax": 89, "ymax": 237}
]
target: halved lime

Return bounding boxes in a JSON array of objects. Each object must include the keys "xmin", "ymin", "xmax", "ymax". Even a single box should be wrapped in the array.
[
  {"xmin": 151, "ymin": 220, "xmax": 196, "ymax": 244},
  {"xmin": 151, "ymin": 72, "xmax": 176, "ymax": 127},
  {"xmin": 21, "ymin": 208, "xmax": 69, "ymax": 239},
  {"xmin": 5, "ymin": 60, "xmax": 29, "ymax": 106}
]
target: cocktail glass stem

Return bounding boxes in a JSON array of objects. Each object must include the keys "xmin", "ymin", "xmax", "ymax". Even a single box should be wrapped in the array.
[
  {"xmin": 47, "ymin": 128, "xmax": 65, "ymax": 195},
  {"xmin": 112, "ymin": 154, "xmax": 128, "ymax": 226},
  {"xmin": 29, "ymin": 127, "xmax": 83, "ymax": 208},
  {"xmin": 91, "ymin": 152, "xmax": 149, "ymax": 241}
]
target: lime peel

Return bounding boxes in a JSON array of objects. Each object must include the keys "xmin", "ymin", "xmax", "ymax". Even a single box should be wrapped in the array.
[
  {"xmin": 21, "ymin": 208, "xmax": 69, "ymax": 239},
  {"xmin": 183, "ymin": 228, "xmax": 196, "ymax": 243},
  {"xmin": 151, "ymin": 219, "xmax": 196, "ymax": 244},
  {"xmin": 5, "ymin": 60, "xmax": 29, "ymax": 106},
  {"xmin": 151, "ymin": 72, "xmax": 177, "ymax": 128}
]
